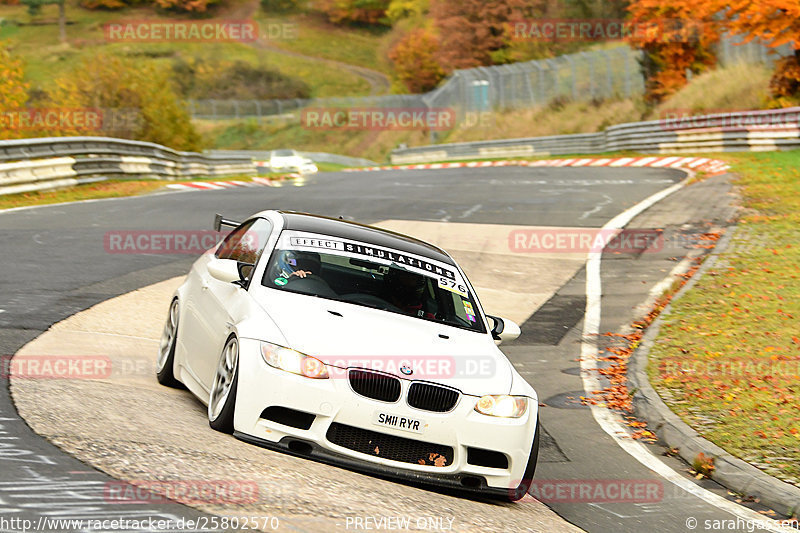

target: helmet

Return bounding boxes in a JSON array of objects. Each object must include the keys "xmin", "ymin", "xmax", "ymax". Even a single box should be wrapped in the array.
[{"xmin": 274, "ymin": 250, "xmax": 321, "ymax": 278}]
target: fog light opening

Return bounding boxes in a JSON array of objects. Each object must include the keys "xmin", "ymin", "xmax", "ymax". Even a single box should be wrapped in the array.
[
  {"xmin": 460, "ymin": 476, "xmax": 481, "ymax": 488},
  {"xmin": 287, "ymin": 440, "xmax": 313, "ymax": 455}
]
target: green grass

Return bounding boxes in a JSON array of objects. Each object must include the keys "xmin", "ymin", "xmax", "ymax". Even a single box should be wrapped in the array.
[
  {"xmin": 647, "ymin": 150, "xmax": 800, "ymax": 487},
  {"xmin": 256, "ymin": 11, "xmax": 391, "ymax": 75},
  {"xmin": 650, "ymin": 63, "xmax": 774, "ymax": 116},
  {"xmin": 0, "ymin": 1, "xmax": 370, "ymax": 98},
  {"xmin": 315, "ymin": 161, "xmax": 350, "ymax": 172},
  {"xmin": 198, "ymin": 117, "xmax": 428, "ymax": 162}
]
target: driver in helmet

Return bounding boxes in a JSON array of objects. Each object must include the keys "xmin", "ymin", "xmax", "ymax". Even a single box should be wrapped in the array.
[
  {"xmin": 385, "ymin": 268, "xmax": 435, "ymax": 318},
  {"xmin": 277, "ymin": 250, "xmax": 322, "ymax": 280}
]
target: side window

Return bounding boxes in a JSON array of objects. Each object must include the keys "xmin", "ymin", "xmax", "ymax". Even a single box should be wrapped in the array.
[{"xmin": 216, "ymin": 218, "xmax": 273, "ymax": 265}]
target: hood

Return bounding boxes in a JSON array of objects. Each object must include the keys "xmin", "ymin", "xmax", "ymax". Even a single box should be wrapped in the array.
[{"xmin": 259, "ymin": 290, "xmax": 512, "ymax": 396}]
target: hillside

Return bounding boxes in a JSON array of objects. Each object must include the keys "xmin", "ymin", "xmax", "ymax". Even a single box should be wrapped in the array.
[
  {"xmin": 0, "ymin": 0, "xmax": 386, "ymax": 99},
  {"xmin": 202, "ymin": 62, "xmax": 775, "ymax": 162}
]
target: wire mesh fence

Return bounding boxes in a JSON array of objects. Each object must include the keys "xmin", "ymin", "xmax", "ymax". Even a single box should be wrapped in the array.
[
  {"xmin": 189, "ymin": 38, "xmax": 792, "ymax": 124},
  {"xmin": 717, "ymin": 34, "xmax": 793, "ymax": 68},
  {"xmin": 422, "ymin": 46, "xmax": 641, "ymax": 119}
]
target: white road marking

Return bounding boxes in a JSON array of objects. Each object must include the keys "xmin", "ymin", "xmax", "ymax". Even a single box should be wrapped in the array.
[
  {"xmin": 579, "ymin": 174, "xmax": 785, "ymax": 531},
  {"xmin": 460, "ymin": 204, "xmax": 483, "ymax": 219},
  {"xmin": 579, "ymin": 194, "xmax": 613, "ymax": 221}
]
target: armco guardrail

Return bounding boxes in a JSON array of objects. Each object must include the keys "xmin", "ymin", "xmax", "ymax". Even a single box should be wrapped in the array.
[
  {"xmin": 204, "ymin": 149, "xmax": 378, "ymax": 168},
  {"xmin": 0, "ymin": 137, "xmax": 256, "ymax": 196},
  {"xmin": 391, "ymin": 108, "xmax": 800, "ymax": 164}
]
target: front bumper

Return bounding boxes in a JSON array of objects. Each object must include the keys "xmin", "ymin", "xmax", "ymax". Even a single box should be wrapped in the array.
[{"xmin": 234, "ymin": 338, "xmax": 538, "ymax": 494}]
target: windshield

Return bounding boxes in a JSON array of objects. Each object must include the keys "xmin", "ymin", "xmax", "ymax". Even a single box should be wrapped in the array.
[
  {"xmin": 262, "ymin": 231, "xmax": 485, "ymax": 333},
  {"xmin": 272, "ymin": 150, "xmax": 295, "ymax": 157}
]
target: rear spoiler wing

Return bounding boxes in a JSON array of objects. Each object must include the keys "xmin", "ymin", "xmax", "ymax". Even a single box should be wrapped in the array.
[{"xmin": 213, "ymin": 213, "xmax": 242, "ymax": 232}]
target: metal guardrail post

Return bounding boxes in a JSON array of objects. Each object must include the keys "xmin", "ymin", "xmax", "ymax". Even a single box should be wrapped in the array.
[
  {"xmin": 624, "ymin": 48, "xmax": 633, "ymax": 98},
  {"xmin": 602, "ymin": 50, "xmax": 613, "ymax": 98},
  {"xmin": 563, "ymin": 55, "xmax": 577, "ymax": 101}
]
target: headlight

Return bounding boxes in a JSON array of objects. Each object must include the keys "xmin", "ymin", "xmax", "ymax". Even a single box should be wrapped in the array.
[
  {"xmin": 260, "ymin": 342, "xmax": 329, "ymax": 379},
  {"xmin": 474, "ymin": 395, "xmax": 528, "ymax": 418}
]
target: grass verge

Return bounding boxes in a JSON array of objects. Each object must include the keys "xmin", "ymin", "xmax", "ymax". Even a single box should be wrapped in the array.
[
  {"xmin": 647, "ymin": 150, "xmax": 800, "ymax": 487},
  {"xmin": 0, "ymin": 179, "xmax": 166, "ymax": 211},
  {"xmin": 0, "ymin": 173, "xmax": 261, "ymax": 211}
]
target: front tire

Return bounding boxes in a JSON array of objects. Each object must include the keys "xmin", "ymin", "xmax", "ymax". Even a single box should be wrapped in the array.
[
  {"xmin": 156, "ymin": 299, "xmax": 181, "ymax": 388},
  {"xmin": 508, "ymin": 420, "xmax": 541, "ymax": 501},
  {"xmin": 208, "ymin": 335, "xmax": 239, "ymax": 434}
]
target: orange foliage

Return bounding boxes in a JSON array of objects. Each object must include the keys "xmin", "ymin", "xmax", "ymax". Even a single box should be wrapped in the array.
[
  {"xmin": 627, "ymin": 0, "xmax": 719, "ymax": 104},
  {"xmin": 431, "ymin": 0, "xmax": 531, "ymax": 71},
  {"xmin": 718, "ymin": 0, "xmax": 800, "ymax": 50},
  {"xmin": 152, "ymin": 0, "xmax": 219, "ymax": 13},
  {"xmin": 79, "ymin": 0, "xmax": 128, "ymax": 9},
  {"xmin": 770, "ymin": 55, "xmax": 800, "ymax": 102},
  {"xmin": 315, "ymin": 0, "xmax": 390, "ymax": 25},
  {"xmin": 717, "ymin": 0, "xmax": 800, "ymax": 102},
  {"xmin": 0, "ymin": 42, "xmax": 29, "ymax": 140},
  {"xmin": 388, "ymin": 28, "xmax": 445, "ymax": 93}
]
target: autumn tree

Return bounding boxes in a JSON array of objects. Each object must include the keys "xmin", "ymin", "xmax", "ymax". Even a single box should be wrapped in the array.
[
  {"xmin": 431, "ymin": 0, "xmax": 531, "ymax": 71},
  {"xmin": 388, "ymin": 27, "xmax": 444, "ymax": 93},
  {"xmin": 0, "ymin": 42, "xmax": 29, "ymax": 140},
  {"xmin": 49, "ymin": 55, "xmax": 201, "ymax": 151},
  {"xmin": 386, "ymin": 0, "xmax": 428, "ymax": 23},
  {"xmin": 152, "ymin": 0, "xmax": 219, "ymax": 13},
  {"xmin": 716, "ymin": 0, "xmax": 800, "ymax": 103},
  {"xmin": 79, "ymin": 0, "xmax": 128, "ymax": 9},
  {"xmin": 627, "ymin": 0, "xmax": 720, "ymax": 104},
  {"xmin": 315, "ymin": 0, "xmax": 391, "ymax": 26}
]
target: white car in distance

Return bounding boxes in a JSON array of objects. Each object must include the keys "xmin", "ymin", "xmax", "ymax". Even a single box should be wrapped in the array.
[{"xmin": 268, "ymin": 149, "xmax": 318, "ymax": 174}]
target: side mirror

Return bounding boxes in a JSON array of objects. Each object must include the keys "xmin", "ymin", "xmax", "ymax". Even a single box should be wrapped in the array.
[
  {"xmin": 207, "ymin": 258, "xmax": 241, "ymax": 284},
  {"xmin": 486, "ymin": 315, "xmax": 521, "ymax": 343},
  {"xmin": 237, "ymin": 262, "xmax": 254, "ymax": 281}
]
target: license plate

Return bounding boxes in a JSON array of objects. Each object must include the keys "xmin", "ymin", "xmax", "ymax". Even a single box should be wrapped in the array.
[{"xmin": 372, "ymin": 411, "xmax": 425, "ymax": 434}]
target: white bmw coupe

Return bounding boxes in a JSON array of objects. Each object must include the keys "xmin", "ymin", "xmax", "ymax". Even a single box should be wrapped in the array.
[{"xmin": 157, "ymin": 210, "xmax": 540, "ymax": 500}]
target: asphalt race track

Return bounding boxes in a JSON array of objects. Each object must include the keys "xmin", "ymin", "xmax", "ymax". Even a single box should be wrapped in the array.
[{"xmin": 0, "ymin": 166, "xmax": 775, "ymax": 532}]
